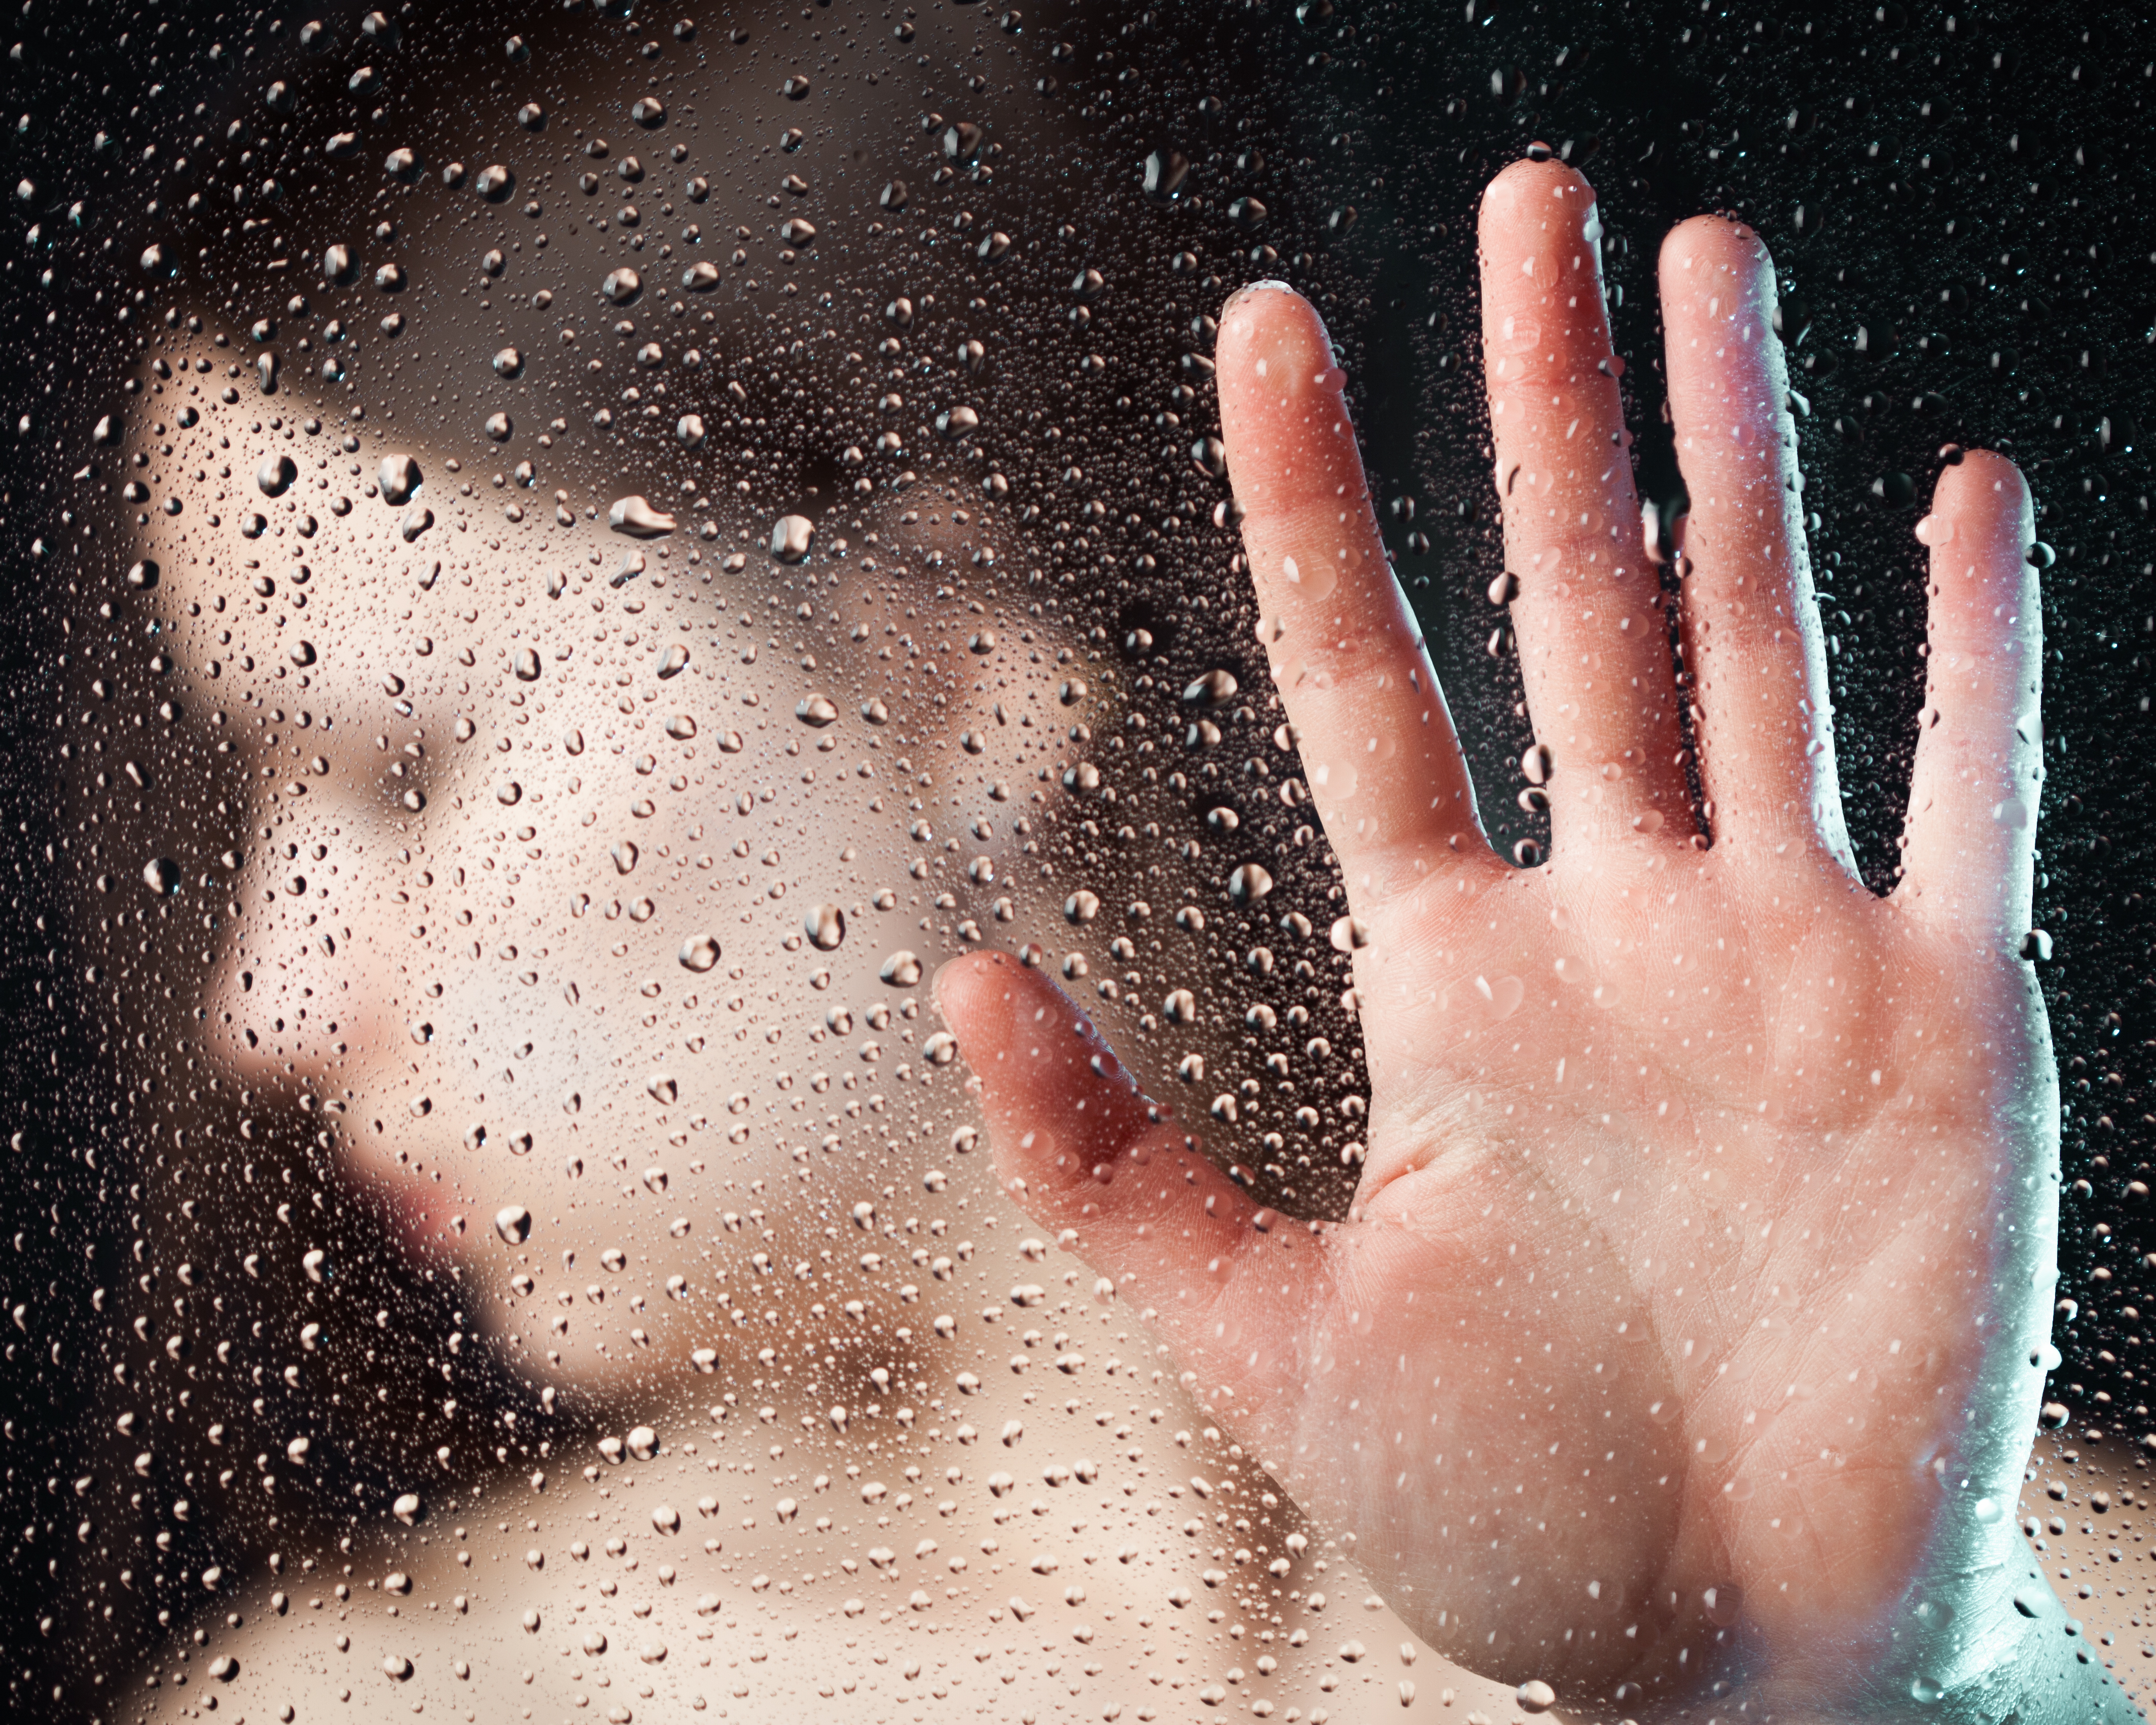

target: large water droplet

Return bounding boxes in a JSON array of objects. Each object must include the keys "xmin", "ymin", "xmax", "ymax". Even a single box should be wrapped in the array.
[
  {"xmin": 257, "ymin": 453, "xmax": 297, "ymax": 496},
  {"xmin": 880, "ymin": 950, "xmax": 923, "ymax": 987},
  {"xmin": 609, "ymin": 495, "xmax": 675, "ymax": 537},
  {"xmin": 771, "ymin": 514, "xmax": 814, "ymax": 563},
  {"xmin": 1142, "ymin": 149, "xmax": 1190, "ymax": 204},
  {"xmin": 679, "ymin": 934, "xmax": 721, "ymax": 973},
  {"xmin": 602, "ymin": 266, "xmax": 643, "ymax": 304},
  {"xmin": 493, "ymin": 1205, "xmax": 533, "ymax": 1245},
  {"xmin": 795, "ymin": 694, "xmax": 839, "ymax": 727},
  {"xmin": 379, "ymin": 453, "xmax": 422, "ymax": 504},
  {"xmin": 1229, "ymin": 864, "xmax": 1274, "ymax": 904},
  {"xmin": 805, "ymin": 905, "xmax": 846, "ymax": 950}
]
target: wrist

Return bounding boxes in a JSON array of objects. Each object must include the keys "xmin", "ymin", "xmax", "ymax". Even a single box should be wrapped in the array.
[{"xmin": 1745, "ymin": 1538, "xmax": 2134, "ymax": 1724}]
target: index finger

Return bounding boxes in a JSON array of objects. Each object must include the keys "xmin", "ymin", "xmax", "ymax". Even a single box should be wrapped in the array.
[{"xmin": 1216, "ymin": 284, "xmax": 1492, "ymax": 889}]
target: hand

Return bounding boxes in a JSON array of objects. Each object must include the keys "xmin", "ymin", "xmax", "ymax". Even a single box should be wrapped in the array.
[{"xmin": 939, "ymin": 158, "xmax": 2114, "ymax": 1719}]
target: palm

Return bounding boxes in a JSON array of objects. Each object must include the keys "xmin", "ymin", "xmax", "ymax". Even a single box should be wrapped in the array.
[
  {"xmin": 940, "ymin": 158, "xmax": 2085, "ymax": 1718},
  {"xmin": 1260, "ymin": 850, "xmax": 2050, "ymax": 1698}
]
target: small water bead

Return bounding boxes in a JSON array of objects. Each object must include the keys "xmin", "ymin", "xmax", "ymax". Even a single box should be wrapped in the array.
[{"xmin": 1310, "ymin": 759, "xmax": 1359, "ymax": 802}]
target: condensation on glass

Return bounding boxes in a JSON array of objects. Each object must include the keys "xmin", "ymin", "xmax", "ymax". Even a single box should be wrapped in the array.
[{"xmin": 0, "ymin": 0, "xmax": 2147, "ymax": 1719}]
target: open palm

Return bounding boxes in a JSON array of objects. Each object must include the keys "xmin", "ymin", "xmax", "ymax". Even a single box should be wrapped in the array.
[{"xmin": 940, "ymin": 159, "xmax": 2118, "ymax": 1720}]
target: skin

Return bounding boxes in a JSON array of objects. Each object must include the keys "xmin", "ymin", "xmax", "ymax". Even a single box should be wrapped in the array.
[{"xmin": 937, "ymin": 160, "xmax": 2130, "ymax": 1720}]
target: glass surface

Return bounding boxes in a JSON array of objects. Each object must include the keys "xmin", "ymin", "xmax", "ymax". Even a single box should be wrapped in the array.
[{"xmin": 0, "ymin": 0, "xmax": 2148, "ymax": 1718}]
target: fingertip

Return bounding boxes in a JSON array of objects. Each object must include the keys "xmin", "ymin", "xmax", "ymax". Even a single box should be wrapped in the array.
[
  {"xmin": 1921, "ymin": 449, "xmax": 2035, "ymax": 575},
  {"xmin": 1476, "ymin": 155, "xmax": 1596, "ymax": 247},
  {"xmin": 1658, "ymin": 210, "xmax": 1774, "ymax": 287},
  {"xmin": 933, "ymin": 947, "xmax": 1031, "ymax": 1043},
  {"xmin": 1931, "ymin": 447, "xmax": 2030, "ymax": 514},
  {"xmin": 1217, "ymin": 281, "xmax": 1333, "ymax": 389}
]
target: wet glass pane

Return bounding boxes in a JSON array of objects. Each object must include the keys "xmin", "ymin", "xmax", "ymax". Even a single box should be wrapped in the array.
[{"xmin": 1, "ymin": 1, "xmax": 2149, "ymax": 1719}]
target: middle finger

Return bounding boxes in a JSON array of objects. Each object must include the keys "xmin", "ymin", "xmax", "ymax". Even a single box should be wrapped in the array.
[{"xmin": 1479, "ymin": 157, "xmax": 1690, "ymax": 851}]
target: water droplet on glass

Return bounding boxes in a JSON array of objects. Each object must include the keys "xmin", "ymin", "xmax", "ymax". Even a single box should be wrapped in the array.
[
  {"xmin": 379, "ymin": 453, "xmax": 422, "ymax": 505},
  {"xmin": 1142, "ymin": 149, "xmax": 1190, "ymax": 203},
  {"xmin": 612, "ymin": 841, "xmax": 640, "ymax": 875},
  {"xmin": 679, "ymin": 935, "xmax": 721, "ymax": 973},
  {"xmin": 880, "ymin": 950, "xmax": 923, "ymax": 987},
  {"xmin": 805, "ymin": 904, "xmax": 846, "ymax": 950},
  {"xmin": 603, "ymin": 266, "xmax": 643, "ymax": 304},
  {"xmin": 1229, "ymin": 865, "xmax": 1274, "ymax": 904},
  {"xmin": 257, "ymin": 453, "xmax": 297, "ymax": 496},
  {"xmin": 142, "ymin": 858, "xmax": 181, "ymax": 895},
  {"xmin": 795, "ymin": 694, "xmax": 839, "ymax": 727},
  {"xmin": 609, "ymin": 495, "xmax": 675, "ymax": 537},
  {"xmin": 771, "ymin": 514, "xmax": 815, "ymax": 563},
  {"xmin": 677, "ymin": 413, "xmax": 706, "ymax": 448},
  {"xmin": 493, "ymin": 1206, "xmax": 533, "ymax": 1245}
]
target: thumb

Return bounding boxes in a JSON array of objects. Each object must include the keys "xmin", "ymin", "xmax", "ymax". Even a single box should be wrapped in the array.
[{"xmin": 934, "ymin": 951, "xmax": 1328, "ymax": 1420}]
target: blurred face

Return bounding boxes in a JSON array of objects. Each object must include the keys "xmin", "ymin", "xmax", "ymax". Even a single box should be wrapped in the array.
[{"xmin": 151, "ymin": 447, "xmax": 1071, "ymax": 1387}]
